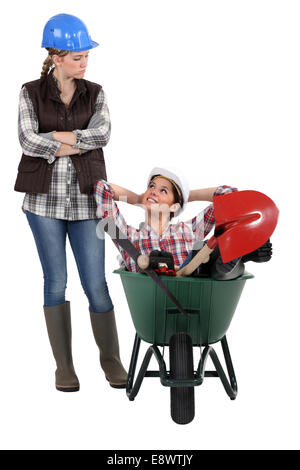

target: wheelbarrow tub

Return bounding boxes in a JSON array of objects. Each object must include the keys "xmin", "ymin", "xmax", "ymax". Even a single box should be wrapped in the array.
[{"xmin": 114, "ymin": 269, "xmax": 253, "ymax": 346}]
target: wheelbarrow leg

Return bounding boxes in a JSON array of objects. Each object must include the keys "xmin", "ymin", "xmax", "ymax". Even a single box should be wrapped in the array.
[
  {"xmin": 127, "ymin": 334, "xmax": 156, "ymax": 401},
  {"xmin": 127, "ymin": 345, "xmax": 154, "ymax": 401},
  {"xmin": 126, "ymin": 334, "xmax": 141, "ymax": 398},
  {"xmin": 221, "ymin": 335, "xmax": 238, "ymax": 396},
  {"xmin": 208, "ymin": 336, "xmax": 238, "ymax": 400}
]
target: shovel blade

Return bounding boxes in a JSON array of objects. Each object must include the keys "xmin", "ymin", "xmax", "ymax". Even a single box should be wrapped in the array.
[{"xmin": 213, "ymin": 190, "xmax": 279, "ymax": 263}]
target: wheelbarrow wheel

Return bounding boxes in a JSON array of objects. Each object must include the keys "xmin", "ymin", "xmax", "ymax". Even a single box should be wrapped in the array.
[{"xmin": 169, "ymin": 332, "xmax": 195, "ymax": 425}]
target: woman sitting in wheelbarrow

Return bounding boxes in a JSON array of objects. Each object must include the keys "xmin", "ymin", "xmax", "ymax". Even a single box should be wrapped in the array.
[{"xmin": 94, "ymin": 167, "xmax": 271, "ymax": 279}]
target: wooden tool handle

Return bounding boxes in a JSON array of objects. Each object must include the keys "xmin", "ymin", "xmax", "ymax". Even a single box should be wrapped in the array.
[
  {"xmin": 137, "ymin": 254, "xmax": 150, "ymax": 270},
  {"xmin": 176, "ymin": 244, "xmax": 214, "ymax": 277}
]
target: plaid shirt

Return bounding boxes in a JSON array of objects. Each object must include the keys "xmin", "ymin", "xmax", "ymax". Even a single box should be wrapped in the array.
[
  {"xmin": 94, "ymin": 180, "xmax": 237, "ymax": 272},
  {"xmin": 19, "ymin": 73, "xmax": 111, "ymax": 220}
]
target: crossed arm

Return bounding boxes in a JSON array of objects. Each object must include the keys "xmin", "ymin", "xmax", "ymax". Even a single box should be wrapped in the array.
[
  {"xmin": 18, "ymin": 86, "xmax": 111, "ymax": 162},
  {"xmin": 51, "ymin": 132, "xmax": 79, "ymax": 157},
  {"xmin": 51, "ymin": 88, "xmax": 111, "ymax": 156}
]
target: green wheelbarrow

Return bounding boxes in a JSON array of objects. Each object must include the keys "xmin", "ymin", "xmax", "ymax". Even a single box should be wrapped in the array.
[
  {"xmin": 107, "ymin": 189, "xmax": 278, "ymax": 424},
  {"xmin": 114, "ymin": 268, "xmax": 254, "ymax": 425}
]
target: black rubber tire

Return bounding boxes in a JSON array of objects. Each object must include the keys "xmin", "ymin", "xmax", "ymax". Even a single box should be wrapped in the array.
[{"xmin": 169, "ymin": 332, "xmax": 195, "ymax": 425}]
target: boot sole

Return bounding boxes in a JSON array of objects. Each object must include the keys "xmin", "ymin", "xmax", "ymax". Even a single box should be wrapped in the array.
[
  {"xmin": 56, "ymin": 385, "xmax": 80, "ymax": 392},
  {"xmin": 105, "ymin": 377, "xmax": 127, "ymax": 389}
]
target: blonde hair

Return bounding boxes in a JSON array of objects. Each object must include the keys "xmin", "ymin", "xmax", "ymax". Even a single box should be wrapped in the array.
[{"xmin": 40, "ymin": 48, "xmax": 69, "ymax": 79}]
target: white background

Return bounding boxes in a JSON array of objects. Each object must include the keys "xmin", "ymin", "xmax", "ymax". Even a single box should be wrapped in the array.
[{"xmin": 1, "ymin": 0, "xmax": 299, "ymax": 450}]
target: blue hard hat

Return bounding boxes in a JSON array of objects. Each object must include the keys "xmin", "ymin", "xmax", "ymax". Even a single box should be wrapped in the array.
[{"xmin": 42, "ymin": 13, "xmax": 99, "ymax": 51}]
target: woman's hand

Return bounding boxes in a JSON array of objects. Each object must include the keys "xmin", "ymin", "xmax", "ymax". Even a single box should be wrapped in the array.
[
  {"xmin": 52, "ymin": 131, "xmax": 77, "ymax": 146},
  {"xmin": 109, "ymin": 184, "xmax": 142, "ymax": 206},
  {"xmin": 55, "ymin": 144, "xmax": 81, "ymax": 157}
]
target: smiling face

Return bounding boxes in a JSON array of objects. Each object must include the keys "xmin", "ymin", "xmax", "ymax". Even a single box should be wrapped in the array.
[
  {"xmin": 141, "ymin": 176, "xmax": 180, "ymax": 216},
  {"xmin": 52, "ymin": 50, "xmax": 90, "ymax": 79}
]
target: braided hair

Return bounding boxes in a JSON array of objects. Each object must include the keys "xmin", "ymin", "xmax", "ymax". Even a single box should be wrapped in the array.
[{"xmin": 40, "ymin": 48, "xmax": 69, "ymax": 79}]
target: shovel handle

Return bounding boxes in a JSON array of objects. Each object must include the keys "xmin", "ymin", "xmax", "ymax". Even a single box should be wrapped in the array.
[{"xmin": 176, "ymin": 243, "xmax": 215, "ymax": 277}]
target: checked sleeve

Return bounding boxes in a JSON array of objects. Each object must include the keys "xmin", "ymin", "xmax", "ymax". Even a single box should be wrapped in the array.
[
  {"xmin": 94, "ymin": 179, "xmax": 130, "ymax": 239},
  {"xmin": 18, "ymin": 87, "xmax": 61, "ymax": 164},
  {"xmin": 73, "ymin": 89, "xmax": 111, "ymax": 150}
]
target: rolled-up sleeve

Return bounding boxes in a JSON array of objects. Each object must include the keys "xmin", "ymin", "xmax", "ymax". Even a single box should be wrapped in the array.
[
  {"xmin": 18, "ymin": 87, "xmax": 61, "ymax": 164},
  {"xmin": 94, "ymin": 179, "xmax": 129, "ymax": 236},
  {"xmin": 213, "ymin": 185, "xmax": 237, "ymax": 197},
  {"xmin": 73, "ymin": 89, "xmax": 111, "ymax": 151},
  {"xmin": 94, "ymin": 180, "xmax": 139, "ymax": 268}
]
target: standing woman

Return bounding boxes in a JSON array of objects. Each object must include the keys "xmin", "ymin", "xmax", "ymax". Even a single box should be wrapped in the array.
[{"xmin": 14, "ymin": 14, "xmax": 127, "ymax": 391}]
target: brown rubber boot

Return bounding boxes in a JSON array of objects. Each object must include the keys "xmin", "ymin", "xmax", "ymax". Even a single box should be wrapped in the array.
[
  {"xmin": 89, "ymin": 309, "xmax": 127, "ymax": 388},
  {"xmin": 43, "ymin": 301, "xmax": 80, "ymax": 392}
]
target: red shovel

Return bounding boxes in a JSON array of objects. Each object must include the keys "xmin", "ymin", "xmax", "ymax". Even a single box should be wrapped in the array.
[{"xmin": 176, "ymin": 190, "xmax": 279, "ymax": 277}]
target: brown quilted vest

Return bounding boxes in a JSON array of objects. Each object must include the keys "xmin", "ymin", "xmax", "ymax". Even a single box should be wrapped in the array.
[{"xmin": 14, "ymin": 69, "xmax": 107, "ymax": 194}]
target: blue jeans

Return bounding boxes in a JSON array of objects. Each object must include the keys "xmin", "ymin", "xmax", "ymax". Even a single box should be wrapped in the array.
[{"xmin": 25, "ymin": 211, "xmax": 114, "ymax": 313}]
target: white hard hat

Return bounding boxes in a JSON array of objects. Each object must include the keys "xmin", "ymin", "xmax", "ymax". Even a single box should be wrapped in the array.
[{"xmin": 147, "ymin": 166, "xmax": 190, "ymax": 215}]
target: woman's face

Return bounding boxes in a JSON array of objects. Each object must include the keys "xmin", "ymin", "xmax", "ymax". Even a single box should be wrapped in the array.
[
  {"xmin": 53, "ymin": 50, "xmax": 90, "ymax": 79},
  {"xmin": 141, "ymin": 177, "xmax": 180, "ymax": 215}
]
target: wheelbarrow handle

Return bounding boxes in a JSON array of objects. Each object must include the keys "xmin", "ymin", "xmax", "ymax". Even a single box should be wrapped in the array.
[{"xmin": 176, "ymin": 238, "xmax": 217, "ymax": 277}]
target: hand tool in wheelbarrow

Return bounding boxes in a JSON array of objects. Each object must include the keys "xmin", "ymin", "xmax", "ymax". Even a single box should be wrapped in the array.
[
  {"xmin": 99, "ymin": 220, "xmax": 189, "ymax": 317},
  {"xmin": 177, "ymin": 190, "xmax": 279, "ymax": 277}
]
